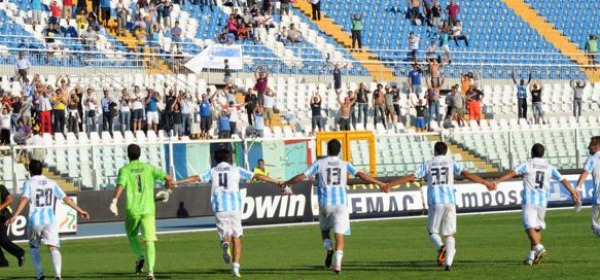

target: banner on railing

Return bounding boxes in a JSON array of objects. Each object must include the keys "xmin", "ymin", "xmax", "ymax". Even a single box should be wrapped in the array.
[
  {"xmin": 7, "ymin": 196, "xmax": 78, "ymax": 241},
  {"xmin": 184, "ymin": 44, "xmax": 243, "ymax": 73}
]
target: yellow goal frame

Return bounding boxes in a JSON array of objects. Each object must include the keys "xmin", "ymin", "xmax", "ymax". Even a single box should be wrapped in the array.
[{"xmin": 315, "ymin": 131, "xmax": 377, "ymax": 177}]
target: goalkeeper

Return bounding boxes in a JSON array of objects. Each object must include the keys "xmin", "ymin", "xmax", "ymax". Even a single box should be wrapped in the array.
[{"xmin": 109, "ymin": 144, "xmax": 174, "ymax": 280}]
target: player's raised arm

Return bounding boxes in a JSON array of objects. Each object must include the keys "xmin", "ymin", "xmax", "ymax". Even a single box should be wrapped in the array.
[
  {"xmin": 173, "ymin": 175, "xmax": 202, "ymax": 186},
  {"xmin": 460, "ymin": 170, "xmax": 495, "ymax": 191},
  {"xmin": 356, "ymin": 171, "xmax": 386, "ymax": 191},
  {"xmin": 252, "ymin": 173, "xmax": 282, "ymax": 186},
  {"xmin": 385, "ymin": 174, "xmax": 417, "ymax": 192},
  {"xmin": 575, "ymin": 169, "xmax": 589, "ymax": 192},
  {"xmin": 284, "ymin": 173, "xmax": 307, "ymax": 186},
  {"xmin": 62, "ymin": 196, "xmax": 90, "ymax": 219}
]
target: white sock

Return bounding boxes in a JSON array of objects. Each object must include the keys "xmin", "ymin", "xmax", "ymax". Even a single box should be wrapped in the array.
[
  {"xmin": 51, "ymin": 249, "xmax": 62, "ymax": 278},
  {"xmin": 445, "ymin": 237, "xmax": 456, "ymax": 267},
  {"xmin": 334, "ymin": 250, "xmax": 344, "ymax": 267},
  {"xmin": 429, "ymin": 234, "xmax": 443, "ymax": 250},
  {"xmin": 527, "ymin": 250, "xmax": 535, "ymax": 260},
  {"xmin": 233, "ymin": 262, "xmax": 240, "ymax": 273},
  {"xmin": 31, "ymin": 247, "xmax": 44, "ymax": 278},
  {"xmin": 534, "ymin": 244, "xmax": 544, "ymax": 252},
  {"xmin": 323, "ymin": 239, "xmax": 333, "ymax": 251}
]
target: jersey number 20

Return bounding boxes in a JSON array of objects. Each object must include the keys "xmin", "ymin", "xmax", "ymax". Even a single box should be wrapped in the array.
[{"xmin": 34, "ymin": 189, "xmax": 53, "ymax": 207}]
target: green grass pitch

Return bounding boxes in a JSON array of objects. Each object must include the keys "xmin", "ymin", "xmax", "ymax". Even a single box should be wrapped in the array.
[{"xmin": 2, "ymin": 209, "xmax": 597, "ymax": 280}]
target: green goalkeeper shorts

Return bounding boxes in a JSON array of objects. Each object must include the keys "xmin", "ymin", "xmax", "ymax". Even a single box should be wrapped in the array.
[{"xmin": 125, "ymin": 214, "xmax": 157, "ymax": 242}]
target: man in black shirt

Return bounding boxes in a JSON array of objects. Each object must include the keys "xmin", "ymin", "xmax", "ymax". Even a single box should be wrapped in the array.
[
  {"xmin": 354, "ymin": 83, "xmax": 369, "ymax": 128},
  {"xmin": 530, "ymin": 82, "xmax": 544, "ymax": 125},
  {"xmin": 310, "ymin": 93, "xmax": 323, "ymax": 135},
  {"xmin": 163, "ymin": 87, "xmax": 177, "ymax": 132},
  {"xmin": 332, "ymin": 63, "xmax": 347, "ymax": 92},
  {"xmin": 244, "ymin": 88, "xmax": 258, "ymax": 126},
  {"xmin": 0, "ymin": 184, "xmax": 25, "ymax": 267},
  {"xmin": 412, "ymin": 99, "xmax": 428, "ymax": 133}
]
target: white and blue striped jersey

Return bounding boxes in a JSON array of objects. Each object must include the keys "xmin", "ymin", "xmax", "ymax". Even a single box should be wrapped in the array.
[
  {"xmin": 583, "ymin": 151, "xmax": 600, "ymax": 205},
  {"xmin": 414, "ymin": 156, "xmax": 464, "ymax": 206},
  {"xmin": 200, "ymin": 162, "xmax": 254, "ymax": 213},
  {"xmin": 514, "ymin": 158, "xmax": 563, "ymax": 207},
  {"xmin": 304, "ymin": 156, "xmax": 358, "ymax": 207},
  {"xmin": 21, "ymin": 175, "xmax": 66, "ymax": 226}
]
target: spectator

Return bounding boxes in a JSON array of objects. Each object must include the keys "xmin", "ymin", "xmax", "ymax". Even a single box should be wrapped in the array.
[
  {"xmin": 100, "ymin": 0, "xmax": 111, "ymax": 26},
  {"xmin": 310, "ymin": 92, "xmax": 323, "ymax": 135},
  {"xmin": 217, "ymin": 110, "xmax": 231, "ymax": 139},
  {"xmin": 411, "ymin": 98, "xmax": 428, "ymax": 133},
  {"xmin": 76, "ymin": 0, "xmax": 87, "ymax": 19},
  {"xmin": 100, "ymin": 89, "xmax": 113, "ymax": 134},
  {"xmin": 200, "ymin": 0, "xmax": 217, "ymax": 12},
  {"xmin": 337, "ymin": 91, "xmax": 352, "ymax": 131},
  {"xmin": 224, "ymin": 59, "xmax": 232, "ymax": 84},
  {"xmin": 423, "ymin": 0, "xmax": 433, "ymax": 26},
  {"xmin": 11, "ymin": 96, "xmax": 23, "ymax": 131},
  {"xmin": 51, "ymin": 89, "xmax": 67, "ymax": 134},
  {"xmin": 67, "ymin": 92, "xmax": 80, "ymax": 134},
  {"xmin": 446, "ymin": 0, "xmax": 460, "ymax": 25},
  {"xmin": 14, "ymin": 119, "xmax": 32, "ymax": 147},
  {"xmin": 163, "ymin": 87, "xmax": 177, "ymax": 132},
  {"xmin": 63, "ymin": 0, "xmax": 74, "ymax": 24},
  {"xmin": 84, "ymin": 88, "xmax": 97, "ymax": 133},
  {"xmin": 171, "ymin": 102, "xmax": 184, "ymax": 138},
  {"xmin": 287, "ymin": 23, "xmax": 304, "ymax": 44},
  {"xmin": 346, "ymin": 90, "xmax": 357, "ymax": 130},
  {"xmin": 161, "ymin": 0, "xmax": 173, "ymax": 30},
  {"xmin": 49, "ymin": 1, "xmax": 62, "ymax": 25},
  {"xmin": 31, "ymin": 0, "xmax": 43, "ymax": 31},
  {"xmin": 76, "ymin": 9, "xmax": 89, "ymax": 34},
  {"xmin": 279, "ymin": 0, "xmax": 290, "ymax": 16},
  {"xmin": 227, "ymin": 14, "xmax": 238, "ymax": 38},
  {"xmin": 146, "ymin": 89, "xmax": 160, "ymax": 133},
  {"xmin": 253, "ymin": 159, "xmax": 269, "ymax": 180},
  {"xmin": 408, "ymin": 64, "xmax": 423, "ymax": 98},
  {"xmin": 427, "ymin": 56, "xmax": 448, "ymax": 86},
  {"xmin": 350, "ymin": 13, "xmax": 363, "ymax": 52},
  {"xmin": 430, "ymin": 1, "xmax": 441, "ymax": 29},
  {"xmin": 244, "ymin": 88, "xmax": 258, "ymax": 126},
  {"xmin": 384, "ymin": 85, "xmax": 397, "ymax": 128},
  {"xmin": 585, "ymin": 35, "xmax": 598, "ymax": 67},
  {"xmin": 354, "ymin": 83, "xmax": 369, "ymax": 127},
  {"xmin": 277, "ymin": 26, "xmax": 288, "ymax": 45},
  {"xmin": 450, "ymin": 85, "xmax": 465, "ymax": 127},
  {"xmin": 39, "ymin": 91, "xmax": 52, "ymax": 133},
  {"xmin": 570, "ymin": 79, "xmax": 586, "ymax": 118},
  {"xmin": 217, "ymin": 27, "xmax": 235, "ymax": 45},
  {"xmin": 135, "ymin": 26, "xmax": 147, "ymax": 66},
  {"xmin": 14, "ymin": 53, "xmax": 31, "ymax": 83},
  {"xmin": 263, "ymin": 89, "xmax": 276, "ymax": 129},
  {"xmin": 237, "ymin": 19, "xmax": 251, "ymax": 42},
  {"xmin": 223, "ymin": 101, "xmax": 241, "ymax": 136},
  {"xmin": 425, "ymin": 74, "xmax": 444, "ymax": 127},
  {"xmin": 409, "ymin": 32, "xmax": 420, "ymax": 63},
  {"xmin": 309, "ymin": 0, "xmax": 321, "ymax": 21},
  {"xmin": 410, "ymin": 0, "xmax": 421, "ymax": 25},
  {"xmin": 254, "ymin": 11, "xmax": 274, "ymax": 35},
  {"xmin": 391, "ymin": 84, "xmax": 402, "ymax": 125},
  {"xmin": 92, "ymin": 0, "xmax": 101, "ymax": 17},
  {"xmin": 131, "ymin": 86, "xmax": 144, "ymax": 132},
  {"xmin": 116, "ymin": 0, "xmax": 130, "ymax": 36},
  {"xmin": 119, "ymin": 89, "xmax": 131, "ymax": 133},
  {"xmin": 466, "ymin": 84, "xmax": 484, "ymax": 125},
  {"xmin": 372, "ymin": 84, "xmax": 387, "ymax": 129},
  {"xmin": 179, "ymin": 91, "xmax": 193, "ymax": 135},
  {"xmin": 439, "ymin": 25, "xmax": 451, "ymax": 62},
  {"xmin": 0, "ymin": 108, "xmax": 10, "ymax": 145},
  {"xmin": 451, "ymin": 21, "xmax": 469, "ymax": 47},
  {"xmin": 530, "ymin": 80, "xmax": 544, "ymax": 125},
  {"xmin": 332, "ymin": 63, "xmax": 347, "ymax": 92},
  {"xmin": 511, "ymin": 71, "xmax": 531, "ymax": 119},
  {"xmin": 80, "ymin": 26, "xmax": 99, "ymax": 52},
  {"xmin": 87, "ymin": 11, "xmax": 101, "ymax": 32},
  {"xmin": 44, "ymin": 23, "xmax": 62, "ymax": 59},
  {"xmin": 28, "ymin": 127, "xmax": 46, "ymax": 162},
  {"xmin": 254, "ymin": 66, "xmax": 269, "ymax": 105},
  {"xmin": 199, "ymin": 93, "xmax": 212, "ymax": 139},
  {"xmin": 461, "ymin": 71, "xmax": 477, "ymax": 94},
  {"xmin": 254, "ymin": 106, "xmax": 265, "ymax": 137}
]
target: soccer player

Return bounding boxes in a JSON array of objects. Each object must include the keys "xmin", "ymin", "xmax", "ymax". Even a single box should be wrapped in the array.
[
  {"xmin": 173, "ymin": 148, "xmax": 284, "ymax": 278},
  {"xmin": 575, "ymin": 136, "xmax": 600, "ymax": 237},
  {"xmin": 284, "ymin": 139, "xmax": 386, "ymax": 274},
  {"xmin": 6, "ymin": 160, "xmax": 90, "ymax": 280},
  {"xmin": 385, "ymin": 142, "xmax": 494, "ymax": 271},
  {"xmin": 494, "ymin": 143, "xmax": 579, "ymax": 266},
  {"xmin": 109, "ymin": 144, "xmax": 174, "ymax": 280}
]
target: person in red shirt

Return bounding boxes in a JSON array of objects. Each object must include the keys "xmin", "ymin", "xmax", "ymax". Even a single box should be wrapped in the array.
[
  {"xmin": 50, "ymin": 1, "xmax": 62, "ymax": 25},
  {"xmin": 466, "ymin": 84, "xmax": 484, "ymax": 125},
  {"xmin": 446, "ymin": 0, "xmax": 460, "ymax": 25}
]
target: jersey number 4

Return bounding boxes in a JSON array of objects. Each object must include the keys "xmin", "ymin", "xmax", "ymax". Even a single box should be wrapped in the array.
[
  {"xmin": 534, "ymin": 171, "xmax": 545, "ymax": 189},
  {"xmin": 218, "ymin": 173, "xmax": 229, "ymax": 189},
  {"xmin": 34, "ymin": 189, "xmax": 53, "ymax": 207}
]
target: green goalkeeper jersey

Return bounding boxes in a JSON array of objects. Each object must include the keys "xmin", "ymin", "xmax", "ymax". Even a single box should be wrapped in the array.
[{"xmin": 117, "ymin": 160, "xmax": 167, "ymax": 216}]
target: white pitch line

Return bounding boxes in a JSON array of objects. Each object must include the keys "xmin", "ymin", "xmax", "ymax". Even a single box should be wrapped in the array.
[{"xmin": 13, "ymin": 206, "xmax": 588, "ymax": 243}]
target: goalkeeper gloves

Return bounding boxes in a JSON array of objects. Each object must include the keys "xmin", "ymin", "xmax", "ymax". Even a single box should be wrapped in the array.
[
  {"xmin": 109, "ymin": 198, "xmax": 118, "ymax": 216},
  {"xmin": 156, "ymin": 189, "xmax": 172, "ymax": 203}
]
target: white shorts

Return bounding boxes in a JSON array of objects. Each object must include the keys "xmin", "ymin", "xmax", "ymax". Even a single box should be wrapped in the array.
[
  {"xmin": 591, "ymin": 204, "xmax": 600, "ymax": 237},
  {"xmin": 146, "ymin": 111, "xmax": 159, "ymax": 124},
  {"xmin": 319, "ymin": 205, "xmax": 351, "ymax": 235},
  {"xmin": 32, "ymin": 10, "xmax": 42, "ymax": 22},
  {"xmin": 28, "ymin": 223, "xmax": 60, "ymax": 248},
  {"xmin": 441, "ymin": 45, "xmax": 450, "ymax": 53},
  {"xmin": 427, "ymin": 204, "xmax": 456, "ymax": 236},
  {"xmin": 215, "ymin": 211, "xmax": 243, "ymax": 240},
  {"xmin": 522, "ymin": 204, "xmax": 546, "ymax": 230}
]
